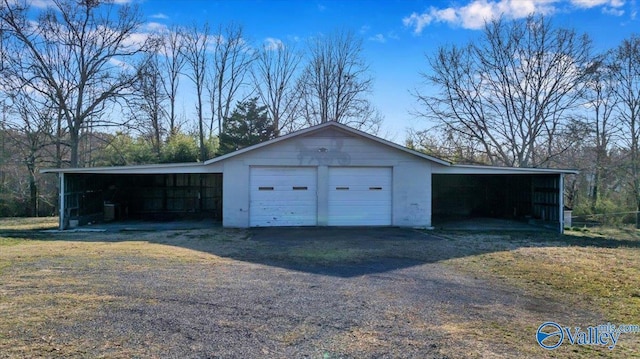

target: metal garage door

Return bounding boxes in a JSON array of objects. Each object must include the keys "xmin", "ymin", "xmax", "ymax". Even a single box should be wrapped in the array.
[
  {"xmin": 328, "ymin": 167, "xmax": 392, "ymax": 226},
  {"xmin": 250, "ymin": 167, "xmax": 317, "ymax": 227}
]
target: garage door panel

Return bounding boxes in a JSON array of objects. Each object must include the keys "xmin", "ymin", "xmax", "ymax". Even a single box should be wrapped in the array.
[
  {"xmin": 252, "ymin": 190, "xmax": 312, "ymax": 201},
  {"xmin": 250, "ymin": 167, "xmax": 317, "ymax": 227},
  {"xmin": 328, "ymin": 167, "xmax": 392, "ymax": 226}
]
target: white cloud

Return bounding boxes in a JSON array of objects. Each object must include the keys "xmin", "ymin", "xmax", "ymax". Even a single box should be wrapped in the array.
[
  {"xmin": 387, "ymin": 31, "xmax": 400, "ymax": 40},
  {"xmin": 403, "ymin": 0, "xmax": 631, "ymax": 32},
  {"xmin": 144, "ymin": 22, "xmax": 169, "ymax": 33},
  {"xmin": 572, "ymin": 0, "xmax": 626, "ymax": 15},
  {"xmin": 150, "ymin": 13, "xmax": 169, "ymax": 20},
  {"xmin": 21, "ymin": 0, "xmax": 136, "ymax": 10},
  {"xmin": 108, "ymin": 57, "xmax": 133, "ymax": 70},
  {"xmin": 403, "ymin": 0, "xmax": 556, "ymax": 32},
  {"xmin": 602, "ymin": 6, "xmax": 625, "ymax": 14},
  {"xmin": 360, "ymin": 25, "xmax": 371, "ymax": 34},
  {"xmin": 368, "ymin": 34, "xmax": 386, "ymax": 43},
  {"xmin": 570, "ymin": 0, "xmax": 609, "ymax": 7},
  {"xmin": 457, "ymin": 0, "xmax": 504, "ymax": 29},
  {"xmin": 263, "ymin": 37, "xmax": 284, "ymax": 50},
  {"xmin": 402, "ymin": 12, "xmax": 435, "ymax": 34},
  {"xmin": 434, "ymin": 7, "xmax": 458, "ymax": 22},
  {"xmin": 29, "ymin": 0, "xmax": 55, "ymax": 9}
]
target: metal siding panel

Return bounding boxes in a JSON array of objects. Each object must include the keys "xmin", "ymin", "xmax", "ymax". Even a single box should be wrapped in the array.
[
  {"xmin": 250, "ymin": 167, "xmax": 317, "ymax": 227},
  {"xmin": 328, "ymin": 167, "xmax": 392, "ymax": 226}
]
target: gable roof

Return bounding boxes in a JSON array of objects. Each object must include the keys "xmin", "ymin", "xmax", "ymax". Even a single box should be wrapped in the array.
[
  {"xmin": 41, "ymin": 121, "xmax": 575, "ymax": 175},
  {"xmin": 41, "ymin": 122, "xmax": 451, "ymax": 174},
  {"xmin": 203, "ymin": 121, "xmax": 452, "ymax": 166}
]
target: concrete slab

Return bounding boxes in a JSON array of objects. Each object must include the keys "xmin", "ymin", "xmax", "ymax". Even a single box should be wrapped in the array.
[
  {"xmin": 434, "ymin": 217, "xmax": 547, "ymax": 231},
  {"xmin": 53, "ymin": 219, "xmax": 220, "ymax": 232}
]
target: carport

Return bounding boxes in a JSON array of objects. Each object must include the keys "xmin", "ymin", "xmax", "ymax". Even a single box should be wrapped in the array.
[
  {"xmin": 45, "ymin": 164, "xmax": 222, "ymax": 229},
  {"xmin": 431, "ymin": 165, "xmax": 574, "ymax": 231}
]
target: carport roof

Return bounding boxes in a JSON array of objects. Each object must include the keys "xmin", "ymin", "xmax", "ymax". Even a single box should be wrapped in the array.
[
  {"xmin": 40, "ymin": 161, "xmax": 210, "ymax": 174},
  {"xmin": 433, "ymin": 164, "xmax": 578, "ymax": 175}
]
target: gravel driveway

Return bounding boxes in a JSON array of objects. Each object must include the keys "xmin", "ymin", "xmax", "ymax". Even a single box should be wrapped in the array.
[{"xmin": 2, "ymin": 227, "xmax": 583, "ymax": 358}]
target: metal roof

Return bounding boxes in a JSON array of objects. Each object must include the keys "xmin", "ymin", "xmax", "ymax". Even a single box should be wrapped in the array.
[{"xmin": 41, "ymin": 121, "xmax": 575, "ymax": 175}]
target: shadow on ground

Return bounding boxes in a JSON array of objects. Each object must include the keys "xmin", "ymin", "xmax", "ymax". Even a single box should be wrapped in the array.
[
  {"xmin": 4, "ymin": 221, "xmax": 638, "ymax": 278},
  {"xmin": 241, "ymin": 227, "xmax": 439, "ymax": 277}
]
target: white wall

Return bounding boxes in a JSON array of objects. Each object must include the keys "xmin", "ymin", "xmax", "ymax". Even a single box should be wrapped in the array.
[
  {"xmin": 220, "ymin": 160, "xmax": 250, "ymax": 227},
  {"xmin": 393, "ymin": 161, "xmax": 432, "ymax": 227},
  {"xmin": 215, "ymin": 127, "xmax": 434, "ymax": 228}
]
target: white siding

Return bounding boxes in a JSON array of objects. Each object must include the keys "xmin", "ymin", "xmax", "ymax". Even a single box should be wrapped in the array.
[
  {"xmin": 222, "ymin": 161, "xmax": 250, "ymax": 227},
  {"xmin": 393, "ymin": 161, "xmax": 432, "ymax": 228},
  {"xmin": 221, "ymin": 127, "xmax": 434, "ymax": 228}
]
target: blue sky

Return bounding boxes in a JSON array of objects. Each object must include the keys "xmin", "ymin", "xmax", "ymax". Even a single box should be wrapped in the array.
[{"xmin": 134, "ymin": 0, "xmax": 639, "ymax": 141}]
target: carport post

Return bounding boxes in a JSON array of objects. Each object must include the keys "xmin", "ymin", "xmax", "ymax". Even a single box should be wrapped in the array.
[
  {"xmin": 559, "ymin": 173, "xmax": 564, "ymax": 233},
  {"xmin": 59, "ymin": 172, "xmax": 65, "ymax": 230}
]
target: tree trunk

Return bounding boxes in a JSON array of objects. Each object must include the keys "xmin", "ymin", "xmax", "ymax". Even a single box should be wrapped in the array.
[
  {"xmin": 29, "ymin": 171, "xmax": 38, "ymax": 217},
  {"xmin": 197, "ymin": 91, "xmax": 206, "ymax": 161},
  {"xmin": 27, "ymin": 157, "xmax": 38, "ymax": 217},
  {"xmin": 69, "ymin": 129, "xmax": 79, "ymax": 167}
]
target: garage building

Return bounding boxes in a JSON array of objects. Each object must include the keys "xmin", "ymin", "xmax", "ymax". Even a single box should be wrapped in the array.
[{"xmin": 42, "ymin": 122, "xmax": 573, "ymax": 231}]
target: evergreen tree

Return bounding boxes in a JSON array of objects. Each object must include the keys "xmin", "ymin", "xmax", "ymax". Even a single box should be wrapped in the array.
[{"xmin": 217, "ymin": 98, "xmax": 274, "ymax": 156}]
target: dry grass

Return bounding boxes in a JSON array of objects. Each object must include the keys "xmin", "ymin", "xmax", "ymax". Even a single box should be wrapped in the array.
[
  {"xmin": 2, "ymin": 220, "xmax": 640, "ymax": 357},
  {"xmin": 441, "ymin": 227, "xmax": 640, "ymax": 358},
  {"xmin": 0, "ymin": 217, "xmax": 58, "ymax": 230},
  {"xmin": 0, "ymin": 223, "xmax": 246, "ymax": 358}
]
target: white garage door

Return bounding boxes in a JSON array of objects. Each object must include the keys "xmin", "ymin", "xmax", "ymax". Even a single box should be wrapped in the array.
[
  {"xmin": 250, "ymin": 167, "xmax": 317, "ymax": 227},
  {"xmin": 328, "ymin": 167, "xmax": 392, "ymax": 226}
]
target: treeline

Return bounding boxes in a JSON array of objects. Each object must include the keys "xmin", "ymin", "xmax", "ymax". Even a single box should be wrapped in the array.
[
  {"xmin": 0, "ymin": 0, "xmax": 379, "ymax": 216},
  {"xmin": 407, "ymin": 16, "xmax": 640, "ymax": 222},
  {"xmin": 1, "ymin": 1, "xmax": 639, "ymax": 225}
]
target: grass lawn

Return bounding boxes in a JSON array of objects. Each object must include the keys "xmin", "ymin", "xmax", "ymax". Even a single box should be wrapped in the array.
[
  {"xmin": 441, "ymin": 227, "xmax": 640, "ymax": 358},
  {"xmin": 1, "ymin": 217, "xmax": 639, "ymax": 358}
]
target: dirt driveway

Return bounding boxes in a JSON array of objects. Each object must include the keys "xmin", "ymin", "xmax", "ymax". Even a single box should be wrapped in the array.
[{"xmin": 1, "ymin": 226, "xmax": 601, "ymax": 358}]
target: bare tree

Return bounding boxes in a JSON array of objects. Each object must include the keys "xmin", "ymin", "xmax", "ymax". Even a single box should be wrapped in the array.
[
  {"xmin": 251, "ymin": 39, "xmax": 303, "ymax": 136},
  {"xmin": 405, "ymin": 127, "xmax": 489, "ymax": 164},
  {"xmin": 579, "ymin": 56, "xmax": 621, "ymax": 210},
  {"xmin": 208, "ymin": 23, "xmax": 255, "ymax": 137},
  {"xmin": 610, "ymin": 35, "xmax": 640, "ymax": 217},
  {"xmin": 182, "ymin": 22, "xmax": 210, "ymax": 161},
  {"xmin": 1, "ymin": 85, "xmax": 55, "ymax": 216},
  {"xmin": 0, "ymin": 0, "xmax": 153, "ymax": 167},
  {"xmin": 132, "ymin": 50, "xmax": 167, "ymax": 157},
  {"xmin": 415, "ymin": 16, "xmax": 592, "ymax": 167},
  {"xmin": 159, "ymin": 25, "xmax": 186, "ymax": 137},
  {"xmin": 297, "ymin": 29, "xmax": 381, "ymax": 132}
]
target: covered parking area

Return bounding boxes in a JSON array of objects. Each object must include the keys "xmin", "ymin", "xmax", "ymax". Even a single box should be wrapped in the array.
[
  {"xmin": 43, "ymin": 164, "xmax": 222, "ymax": 229},
  {"xmin": 431, "ymin": 165, "xmax": 574, "ymax": 231}
]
